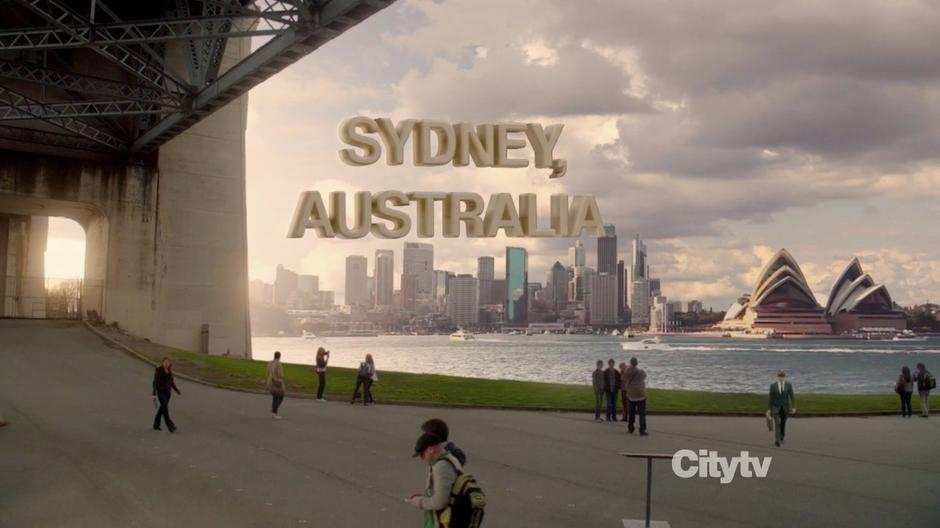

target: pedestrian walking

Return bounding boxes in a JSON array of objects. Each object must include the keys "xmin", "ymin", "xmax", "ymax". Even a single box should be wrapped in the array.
[
  {"xmin": 603, "ymin": 359, "xmax": 621, "ymax": 422},
  {"xmin": 913, "ymin": 362, "xmax": 935, "ymax": 418},
  {"xmin": 315, "ymin": 347, "xmax": 330, "ymax": 401},
  {"xmin": 405, "ymin": 432, "xmax": 486, "ymax": 528},
  {"xmin": 422, "ymin": 418, "xmax": 467, "ymax": 466},
  {"xmin": 619, "ymin": 361, "xmax": 629, "ymax": 422},
  {"xmin": 351, "ymin": 354, "xmax": 377, "ymax": 405},
  {"xmin": 622, "ymin": 357, "xmax": 648, "ymax": 436},
  {"xmin": 895, "ymin": 366, "xmax": 914, "ymax": 418},
  {"xmin": 592, "ymin": 360, "xmax": 604, "ymax": 422},
  {"xmin": 767, "ymin": 370, "xmax": 796, "ymax": 447},
  {"xmin": 266, "ymin": 351, "xmax": 286, "ymax": 419},
  {"xmin": 152, "ymin": 357, "xmax": 181, "ymax": 433},
  {"xmin": 406, "ymin": 432, "xmax": 457, "ymax": 527}
]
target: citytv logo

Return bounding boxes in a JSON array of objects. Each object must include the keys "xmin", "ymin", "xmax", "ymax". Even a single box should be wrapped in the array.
[{"xmin": 671, "ymin": 449, "xmax": 772, "ymax": 484}]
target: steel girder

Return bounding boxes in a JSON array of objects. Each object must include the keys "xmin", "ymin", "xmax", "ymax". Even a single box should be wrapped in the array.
[
  {"xmin": 0, "ymin": 0, "xmax": 396, "ymax": 155},
  {"xmin": 0, "ymin": 86, "xmax": 127, "ymax": 150}
]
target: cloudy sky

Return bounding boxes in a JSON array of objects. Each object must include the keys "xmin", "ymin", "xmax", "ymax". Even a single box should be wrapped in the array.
[{"xmin": 46, "ymin": 0, "xmax": 940, "ymax": 310}]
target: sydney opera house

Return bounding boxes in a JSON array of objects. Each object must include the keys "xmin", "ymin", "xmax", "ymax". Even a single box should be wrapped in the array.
[{"xmin": 719, "ymin": 249, "xmax": 906, "ymax": 336}]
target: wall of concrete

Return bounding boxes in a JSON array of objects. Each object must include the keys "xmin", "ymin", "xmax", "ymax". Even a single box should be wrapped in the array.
[
  {"xmin": 0, "ymin": 214, "xmax": 47, "ymax": 318},
  {"xmin": 0, "ymin": 153, "xmax": 157, "ymax": 335},
  {"xmin": 150, "ymin": 36, "xmax": 252, "ymax": 357}
]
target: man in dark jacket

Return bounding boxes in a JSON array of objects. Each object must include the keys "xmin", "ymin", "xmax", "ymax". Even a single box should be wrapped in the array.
[
  {"xmin": 767, "ymin": 370, "xmax": 796, "ymax": 447},
  {"xmin": 603, "ymin": 359, "xmax": 621, "ymax": 422},
  {"xmin": 592, "ymin": 360, "xmax": 605, "ymax": 422},
  {"xmin": 622, "ymin": 357, "xmax": 648, "ymax": 435}
]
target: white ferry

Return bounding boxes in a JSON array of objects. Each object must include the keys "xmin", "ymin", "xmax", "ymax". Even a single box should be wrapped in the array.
[
  {"xmin": 893, "ymin": 330, "xmax": 928, "ymax": 342},
  {"xmin": 449, "ymin": 329, "xmax": 477, "ymax": 342},
  {"xmin": 302, "ymin": 330, "xmax": 317, "ymax": 339}
]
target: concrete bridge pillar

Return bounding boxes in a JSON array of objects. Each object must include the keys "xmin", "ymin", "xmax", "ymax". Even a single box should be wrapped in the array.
[
  {"xmin": 0, "ymin": 214, "xmax": 47, "ymax": 318},
  {"xmin": 0, "ymin": 36, "xmax": 252, "ymax": 357}
]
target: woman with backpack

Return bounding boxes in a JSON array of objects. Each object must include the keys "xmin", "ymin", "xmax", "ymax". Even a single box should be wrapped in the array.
[
  {"xmin": 351, "ymin": 354, "xmax": 376, "ymax": 405},
  {"xmin": 895, "ymin": 366, "xmax": 914, "ymax": 418},
  {"xmin": 913, "ymin": 362, "xmax": 934, "ymax": 418}
]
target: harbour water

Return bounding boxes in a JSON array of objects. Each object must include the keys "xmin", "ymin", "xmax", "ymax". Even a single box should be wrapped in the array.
[{"xmin": 251, "ymin": 334, "xmax": 940, "ymax": 394}]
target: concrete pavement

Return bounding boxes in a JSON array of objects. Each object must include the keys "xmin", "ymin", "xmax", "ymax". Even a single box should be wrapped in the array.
[{"xmin": 1, "ymin": 319, "xmax": 939, "ymax": 527}]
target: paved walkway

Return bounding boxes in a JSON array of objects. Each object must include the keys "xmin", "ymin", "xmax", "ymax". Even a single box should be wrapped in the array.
[{"xmin": 1, "ymin": 320, "xmax": 938, "ymax": 527}]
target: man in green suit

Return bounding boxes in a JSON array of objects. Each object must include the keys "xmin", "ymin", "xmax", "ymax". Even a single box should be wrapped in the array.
[{"xmin": 767, "ymin": 370, "xmax": 796, "ymax": 447}]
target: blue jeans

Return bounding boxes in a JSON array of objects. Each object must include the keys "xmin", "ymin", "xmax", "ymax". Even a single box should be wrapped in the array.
[{"xmin": 606, "ymin": 391, "xmax": 618, "ymax": 421}]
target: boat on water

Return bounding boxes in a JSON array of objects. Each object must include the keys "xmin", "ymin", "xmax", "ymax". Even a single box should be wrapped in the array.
[
  {"xmin": 450, "ymin": 329, "xmax": 477, "ymax": 342},
  {"xmin": 622, "ymin": 336, "xmax": 662, "ymax": 350},
  {"xmin": 893, "ymin": 330, "xmax": 928, "ymax": 342},
  {"xmin": 301, "ymin": 330, "xmax": 317, "ymax": 339}
]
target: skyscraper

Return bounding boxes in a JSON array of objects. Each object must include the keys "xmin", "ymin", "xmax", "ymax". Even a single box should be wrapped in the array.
[
  {"xmin": 505, "ymin": 247, "xmax": 528, "ymax": 324},
  {"xmin": 374, "ymin": 249, "xmax": 394, "ymax": 306},
  {"xmin": 432, "ymin": 269, "xmax": 454, "ymax": 311},
  {"xmin": 447, "ymin": 274, "xmax": 479, "ymax": 327},
  {"xmin": 650, "ymin": 278, "xmax": 662, "ymax": 298},
  {"xmin": 403, "ymin": 242, "xmax": 434, "ymax": 300},
  {"xmin": 297, "ymin": 274, "xmax": 319, "ymax": 296},
  {"xmin": 597, "ymin": 224, "xmax": 617, "ymax": 274},
  {"xmin": 629, "ymin": 234, "xmax": 652, "ymax": 325},
  {"xmin": 650, "ymin": 295, "xmax": 675, "ymax": 332},
  {"xmin": 401, "ymin": 274, "xmax": 419, "ymax": 311},
  {"xmin": 568, "ymin": 240, "xmax": 585, "ymax": 268},
  {"xmin": 274, "ymin": 264, "xmax": 298, "ymax": 308},
  {"xmin": 617, "ymin": 259, "xmax": 625, "ymax": 321},
  {"xmin": 344, "ymin": 255, "xmax": 369, "ymax": 306},
  {"xmin": 477, "ymin": 256, "xmax": 494, "ymax": 305},
  {"xmin": 548, "ymin": 261, "xmax": 568, "ymax": 313},
  {"xmin": 589, "ymin": 273, "xmax": 618, "ymax": 325},
  {"xmin": 631, "ymin": 234, "xmax": 648, "ymax": 281}
]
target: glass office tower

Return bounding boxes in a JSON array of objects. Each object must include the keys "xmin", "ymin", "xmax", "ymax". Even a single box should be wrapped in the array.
[{"xmin": 505, "ymin": 247, "xmax": 528, "ymax": 324}]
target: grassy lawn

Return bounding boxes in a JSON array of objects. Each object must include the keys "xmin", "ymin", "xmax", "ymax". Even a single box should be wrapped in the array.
[{"xmin": 154, "ymin": 348, "xmax": 938, "ymax": 414}]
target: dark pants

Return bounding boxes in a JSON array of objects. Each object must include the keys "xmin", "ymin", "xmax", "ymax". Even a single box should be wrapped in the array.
[
  {"xmin": 773, "ymin": 407, "xmax": 788, "ymax": 443},
  {"xmin": 316, "ymin": 371, "xmax": 326, "ymax": 399},
  {"xmin": 153, "ymin": 390, "xmax": 175, "ymax": 430},
  {"xmin": 352, "ymin": 376, "xmax": 366, "ymax": 403},
  {"xmin": 900, "ymin": 391, "xmax": 913, "ymax": 417},
  {"xmin": 606, "ymin": 390, "xmax": 618, "ymax": 421},
  {"xmin": 363, "ymin": 378, "xmax": 374, "ymax": 404},
  {"xmin": 621, "ymin": 391, "xmax": 628, "ymax": 421},
  {"xmin": 594, "ymin": 390, "xmax": 604, "ymax": 419},
  {"xmin": 627, "ymin": 399, "xmax": 647, "ymax": 433},
  {"xmin": 271, "ymin": 393, "xmax": 284, "ymax": 414}
]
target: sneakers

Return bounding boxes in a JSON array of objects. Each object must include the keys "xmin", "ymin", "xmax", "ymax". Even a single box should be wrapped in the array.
[
  {"xmin": 272, "ymin": 413, "xmax": 282, "ymax": 420},
  {"xmin": 639, "ymin": 431, "xmax": 649, "ymax": 436},
  {"xmin": 316, "ymin": 398, "xmax": 328, "ymax": 402}
]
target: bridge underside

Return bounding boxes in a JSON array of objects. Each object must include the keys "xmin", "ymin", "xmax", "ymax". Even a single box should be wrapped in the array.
[{"xmin": 0, "ymin": 0, "xmax": 395, "ymax": 356}]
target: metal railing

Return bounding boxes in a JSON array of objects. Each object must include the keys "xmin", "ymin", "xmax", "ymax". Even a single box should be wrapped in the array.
[{"xmin": 1, "ymin": 275, "xmax": 92, "ymax": 320}]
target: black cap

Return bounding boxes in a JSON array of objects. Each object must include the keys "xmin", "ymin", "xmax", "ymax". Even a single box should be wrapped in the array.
[{"xmin": 412, "ymin": 432, "xmax": 441, "ymax": 457}]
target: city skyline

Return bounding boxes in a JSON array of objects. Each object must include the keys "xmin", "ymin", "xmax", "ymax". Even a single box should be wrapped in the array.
[{"xmin": 39, "ymin": 0, "xmax": 940, "ymax": 311}]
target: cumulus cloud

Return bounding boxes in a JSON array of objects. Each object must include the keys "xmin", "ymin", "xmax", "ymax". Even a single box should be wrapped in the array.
[{"xmin": 240, "ymin": 0, "xmax": 940, "ymax": 308}]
